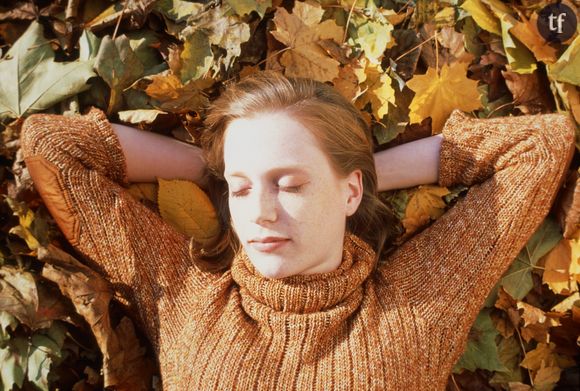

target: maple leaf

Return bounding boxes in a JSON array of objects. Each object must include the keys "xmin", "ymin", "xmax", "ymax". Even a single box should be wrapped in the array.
[
  {"xmin": 271, "ymin": 0, "xmax": 343, "ymax": 82},
  {"xmin": 499, "ymin": 217, "xmax": 561, "ymax": 300},
  {"xmin": 0, "ymin": 21, "xmax": 95, "ymax": 119},
  {"xmin": 401, "ymin": 185, "xmax": 450, "ymax": 236},
  {"xmin": 540, "ymin": 238, "xmax": 577, "ymax": 295},
  {"xmin": 406, "ymin": 61, "xmax": 482, "ymax": 133},
  {"xmin": 355, "ymin": 62, "xmax": 396, "ymax": 120},
  {"xmin": 137, "ymin": 72, "xmax": 213, "ymax": 114},
  {"xmin": 453, "ymin": 308, "xmax": 508, "ymax": 373}
]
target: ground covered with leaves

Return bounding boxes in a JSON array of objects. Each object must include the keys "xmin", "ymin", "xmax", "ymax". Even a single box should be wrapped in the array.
[{"xmin": 0, "ymin": 0, "xmax": 579, "ymax": 390}]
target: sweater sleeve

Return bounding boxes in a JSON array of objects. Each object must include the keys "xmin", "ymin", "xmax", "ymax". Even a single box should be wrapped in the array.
[
  {"xmin": 376, "ymin": 110, "xmax": 575, "ymax": 367},
  {"xmin": 19, "ymin": 108, "xmax": 222, "ymax": 349}
]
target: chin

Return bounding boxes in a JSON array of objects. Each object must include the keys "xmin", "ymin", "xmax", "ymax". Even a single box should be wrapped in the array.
[{"xmin": 253, "ymin": 259, "xmax": 295, "ymax": 279}]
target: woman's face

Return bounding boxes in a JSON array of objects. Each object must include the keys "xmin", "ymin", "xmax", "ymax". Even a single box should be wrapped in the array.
[{"xmin": 223, "ymin": 111, "xmax": 363, "ymax": 279}]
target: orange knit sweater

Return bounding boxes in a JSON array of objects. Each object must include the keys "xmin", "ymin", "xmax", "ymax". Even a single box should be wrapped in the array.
[{"xmin": 19, "ymin": 108, "xmax": 576, "ymax": 390}]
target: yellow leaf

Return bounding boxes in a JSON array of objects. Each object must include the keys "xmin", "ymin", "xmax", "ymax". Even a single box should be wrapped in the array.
[
  {"xmin": 482, "ymin": 0, "xmax": 537, "ymax": 74},
  {"xmin": 461, "ymin": 0, "xmax": 501, "ymax": 35},
  {"xmin": 157, "ymin": 178, "xmax": 220, "ymax": 246},
  {"xmin": 140, "ymin": 73, "xmax": 213, "ymax": 114},
  {"xmin": 402, "ymin": 185, "xmax": 450, "ymax": 235},
  {"xmin": 8, "ymin": 208, "xmax": 39, "ymax": 251},
  {"xmin": 407, "ymin": 61, "xmax": 482, "ymax": 133},
  {"xmin": 355, "ymin": 62, "xmax": 395, "ymax": 120},
  {"xmin": 271, "ymin": 0, "xmax": 343, "ymax": 82}
]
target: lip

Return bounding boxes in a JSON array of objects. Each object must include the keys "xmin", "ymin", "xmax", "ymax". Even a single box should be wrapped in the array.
[{"xmin": 248, "ymin": 238, "xmax": 290, "ymax": 253}]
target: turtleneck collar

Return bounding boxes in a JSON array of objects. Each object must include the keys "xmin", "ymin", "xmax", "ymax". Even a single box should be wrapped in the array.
[{"xmin": 230, "ymin": 231, "xmax": 377, "ymax": 314}]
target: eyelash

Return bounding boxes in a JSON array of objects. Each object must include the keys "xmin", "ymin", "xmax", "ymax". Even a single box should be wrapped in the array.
[{"xmin": 230, "ymin": 185, "xmax": 304, "ymax": 198}]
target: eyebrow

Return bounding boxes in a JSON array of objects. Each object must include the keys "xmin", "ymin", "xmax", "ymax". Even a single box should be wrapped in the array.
[{"xmin": 224, "ymin": 165, "xmax": 310, "ymax": 179}]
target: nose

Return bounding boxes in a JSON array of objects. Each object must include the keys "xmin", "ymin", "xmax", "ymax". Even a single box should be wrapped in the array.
[{"xmin": 249, "ymin": 185, "xmax": 278, "ymax": 225}]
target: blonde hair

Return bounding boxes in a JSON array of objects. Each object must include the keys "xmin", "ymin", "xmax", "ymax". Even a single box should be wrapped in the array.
[{"xmin": 191, "ymin": 71, "xmax": 400, "ymax": 273}]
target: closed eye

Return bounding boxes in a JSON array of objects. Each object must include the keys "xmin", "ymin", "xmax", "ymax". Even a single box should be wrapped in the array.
[{"xmin": 230, "ymin": 184, "xmax": 305, "ymax": 198}]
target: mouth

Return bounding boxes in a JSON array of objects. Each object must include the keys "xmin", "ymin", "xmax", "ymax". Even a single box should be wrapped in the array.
[{"xmin": 248, "ymin": 238, "xmax": 291, "ymax": 253}]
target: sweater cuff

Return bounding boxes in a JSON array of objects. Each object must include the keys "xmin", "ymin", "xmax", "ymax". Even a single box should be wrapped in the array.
[
  {"xmin": 84, "ymin": 107, "xmax": 130, "ymax": 187},
  {"xmin": 437, "ymin": 109, "xmax": 491, "ymax": 188}
]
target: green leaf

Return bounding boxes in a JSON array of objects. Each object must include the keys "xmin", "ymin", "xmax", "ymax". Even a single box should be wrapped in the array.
[
  {"xmin": 0, "ymin": 311, "xmax": 18, "ymax": 345},
  {"xmin": 347, "ymin": 14, "xmax": 394, "ymax": 64},
  {"xmin": 94, "ymin": 35, "xmax": 145, "ymax": 113},
  {"xmin": 490, "ymin": 336, "xmax": 524, "ymax": 385},
  {"xmin": 225, "ymin": 0, "xmax": 272, "ymax": 18},
  {"xmin": 453, "ymin": 308, "xmax": 508, "ymax": 373},
  {"xmin": 547, "ymin": 34, "xmax": 580, "ymax": 86},
  {"xmin": 0, "ymin": 21, "xmax": 95, "ymax": 119},
  {"xmin": 0, "ymin": 337, "xmax": 28, "ymax": 391},
  {"xmin": 78, "ymin": 29, "xmax": 101, "ymax": 62},
  {"xmin": 154, "ymin": 0, "xmax": 204, "ymax": 23},
  {"xmin": 26, "ymin": 323, "xmax": 66, "ymax": 391},
  {"xmin": 180, "ymin": 30, "xmax": 213, "ymax": 83},
  {"xmin": 500, "ymin": 217, "xmax": 562, "ymax": 300}
]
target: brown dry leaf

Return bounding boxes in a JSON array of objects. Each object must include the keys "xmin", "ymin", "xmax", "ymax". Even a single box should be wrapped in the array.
[
  {"xmin": 406, "ymin": 61, "xmax": 482, "ymax": 133},
  {"xmin": 139, "ymin": 73, "xmax": 214, "ymax": 114},
  {"xmin": 270, "ymin": 0, "xmax": 343, "ymax": 82},
  {"xmin": 495, "ymin": 286, "xmax": 517, "ymax": 311},
  {"xmin": 332, "ymin": 64, "xmax": 362, "ymax": 102},
  {"xmin": 37, "ymin": 244, "xmax": 155, "ymax": 391},
  {"xmin": 490, "ymin": 309, "xmax": 515, "ymax": 338},
  {"xmin": 555, "ymin": 170, "xmax": 580, "ymax": 239},
  {"xmin": 0, "ymin": 266, "xmax": 77, "ymax": 329},
  {"xmin": 402, "ymin": 185, "xmax": 450, "ymax": 236},
  {"xmin": 520, "ymin": 341, "xmax": 576, "ymax": 372},
  {"xmin": 539, "ymin": 238, "xmax": 577, "ymax": 295},
  {"xmin": 517, "ymin": 301, "xmax": 547, "ymax": 327},
  {"xmin": 501, "ymin": 70, "xmax": 554, "ymax": 114},
  {"xmin": 437, "ymin": 26, "xmax": 474, "ymax": 64},
  {"xmin": 533, "ymin": 360, "xmax": 562, "ymax": 391}
]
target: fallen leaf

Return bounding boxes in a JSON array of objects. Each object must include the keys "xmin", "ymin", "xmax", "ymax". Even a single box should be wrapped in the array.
[
  {"xmin": 406, "ymin": 61, "xmax": 482, "ymax": 133},
  {"xmin": 453, "ymin": 308, "xmax": 508, "ymax": 373},
  {"xmin": 500, "ymin": 218, "xmax": 562, "ymax": 300},
  {"xmin": 0, "ymin": 21, "xmax": 95, "ymax": 119},
  {"xmin": 95, "ymin": 35, "xmax": 145, "ymax": 114},
  {"xmin": 37, "ymin": 244, "xmax": 155, "ymax": 390},
  {"xmin": 157, "ymin": 178, "xmax": 220, "ymax": 246},
  {"xmin": 402, "ymin": 185, "xmax": 450, "ymax": 236},
  {"xmin": 271, "ymin": 0, "xmax": 343, "ymax": 82}
]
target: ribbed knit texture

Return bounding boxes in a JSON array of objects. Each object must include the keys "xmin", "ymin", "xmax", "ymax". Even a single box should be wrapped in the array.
[{"xmin": 19, "ymin": 108, "xmax": 576, "ymax": 390}]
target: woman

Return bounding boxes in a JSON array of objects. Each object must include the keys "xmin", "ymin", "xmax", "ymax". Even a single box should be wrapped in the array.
[{"xmin": 20, "ymin": 71, "xmax": 576, "ymax": 390}]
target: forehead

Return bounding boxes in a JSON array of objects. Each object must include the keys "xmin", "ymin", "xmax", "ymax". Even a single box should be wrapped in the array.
[{"xmin": 223, "ymin": 112, "xmax": 329, "ymax": 177}]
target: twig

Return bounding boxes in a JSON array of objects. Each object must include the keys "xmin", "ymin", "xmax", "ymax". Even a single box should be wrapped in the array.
[
  {"xmin": 112, "ymin": 1, "xmax": 129, "ymax": 40},
  {"xmin": 342, "ymin": 0, "xmax": 358, "ymax": 45},
  {"xmin": 394, "ymin": 33, "xmax": 438, "ymax": 63}
]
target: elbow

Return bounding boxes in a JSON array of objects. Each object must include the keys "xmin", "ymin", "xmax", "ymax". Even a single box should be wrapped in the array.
[{"xmin": 20, "ymin": 114, "xmax": 51, "ymax": 159}]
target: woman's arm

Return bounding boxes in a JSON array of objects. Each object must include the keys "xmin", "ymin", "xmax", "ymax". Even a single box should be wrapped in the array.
[
  {"xmin": 20, "ymin": 108, "xmax": 222, "ymax": 354},
  {"xmin": 111, "ymin": 122, "xmax": 208, "ymax": 188},
  {"xmin": 374, "ymin": 134, "xmax": 444, "ymax": 192},
  {"xmin": 376, "ymin": 110, "xmax": 575, "ymax": 380}
]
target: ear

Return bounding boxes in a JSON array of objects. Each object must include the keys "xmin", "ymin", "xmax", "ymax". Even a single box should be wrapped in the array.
[{"xmin": 345, "ymin": 169, "xmax": 364, "ymax": 217}]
